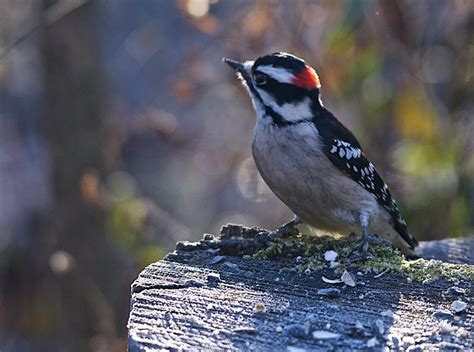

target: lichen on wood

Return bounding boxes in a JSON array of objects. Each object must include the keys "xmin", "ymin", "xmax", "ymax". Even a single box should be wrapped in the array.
[{"xmin": 183, "ymin": 224, "xmax": 474, "ymax": 284}]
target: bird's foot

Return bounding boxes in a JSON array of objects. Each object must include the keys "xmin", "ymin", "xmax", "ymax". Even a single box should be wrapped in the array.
[
  {"xmin": 254, "ymin": 226, "xmax": 293, "ymax": 246},
  {"xmin": 268, "ymin": 225, "xmax": 296, "ymax": 241},
  {"xmin": 364, "ymin": 233, "xmax": 392, "ymax": 246},
  {"xmin": 256, "ymin": 216, "xmax": 300, "ymax": 245},
  {"xmin": 268, "ymin": 216, "xmax": 300, "ymax": 241},
  {"xmin": 254, "ymin": 231, "xmax": 273, "ymax": 247},
  {"xmin": 348, "ymin": 247, "xmax": 374, "ymax": 262},
  {"xmin": 348, "ymin": 234, "xmax": 381, "ymax": 262},
  {"xmin": 348, "ymin": 233, "xmax": 393, "ymax": 262}
]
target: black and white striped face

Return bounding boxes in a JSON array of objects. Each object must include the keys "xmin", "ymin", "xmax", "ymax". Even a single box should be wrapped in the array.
[{"xmin": 224, "ymin": 52, "xmax": 322, "ymax": 126}]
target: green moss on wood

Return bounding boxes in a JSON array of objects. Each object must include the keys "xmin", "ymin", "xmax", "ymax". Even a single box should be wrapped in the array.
[{"xmin": 249, "ymin": 232, "xmax": 474, "ymax": 283}]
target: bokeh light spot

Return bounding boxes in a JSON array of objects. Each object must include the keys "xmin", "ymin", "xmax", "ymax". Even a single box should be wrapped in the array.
[
  {"xmin": 80, "ymin": 169, "xmax": 101, "ymax": 204},
  {"xmin": 49, "ymin": 251, "xmax": 74, "ymax": 274},
  {"xmin": 185, "ymin": 0, "xmax": 210, "ymax": 18},
  {"xmin": 235, "ymin": 158, "xmax": 273, "ymax": 202}
]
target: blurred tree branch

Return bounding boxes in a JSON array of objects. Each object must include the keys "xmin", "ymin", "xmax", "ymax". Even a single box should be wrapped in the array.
[{"xmin": 0, "ymin": 0, "xmax": 88, "ymax": 61}]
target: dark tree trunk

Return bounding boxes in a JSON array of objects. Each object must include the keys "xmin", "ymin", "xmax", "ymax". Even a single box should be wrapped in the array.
[{"xmin": 39, "ymin": 1, "xmax": 126, "ymax": 350}]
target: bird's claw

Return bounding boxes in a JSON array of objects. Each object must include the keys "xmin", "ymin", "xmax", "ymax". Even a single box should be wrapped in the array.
[
  {"xmin": 268, "ymin": 228, "xmax": 286, "ymax": 240},
  {"xmin": 254, "ymin": 231, "xmax": 273, "ymax": 247},
  {"xmin": 348, "ymin": 250, "xmax": 374, "ymax": 262},
  {"xmin": 348, "ymin": 233, "xmax": 382, "ymax": 262},
  {"xmin": 364, "ymin": 233, "xmax": 392, "ymax": 246},
  {"xmin": 255, "ymin": 221, "xmax": 298, "ymax": 247}
]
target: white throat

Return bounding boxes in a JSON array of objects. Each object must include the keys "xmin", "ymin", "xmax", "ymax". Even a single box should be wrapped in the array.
[{"xmin": 255, "ymin": 90, "xmax": 313, "ymax": 123}]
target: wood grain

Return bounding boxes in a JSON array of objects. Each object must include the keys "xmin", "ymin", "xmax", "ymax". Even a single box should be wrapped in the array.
[{"xmin": 128, "ymin": 235, "xmax": 473, "ymax": 351}]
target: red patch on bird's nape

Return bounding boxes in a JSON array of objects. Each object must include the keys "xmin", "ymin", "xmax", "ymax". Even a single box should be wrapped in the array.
[{"xmin": 292, "ymin": 66, "xmax": 320, "ymax": 89}]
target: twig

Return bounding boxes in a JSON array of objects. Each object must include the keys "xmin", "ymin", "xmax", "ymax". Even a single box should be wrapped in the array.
[
  {"xmin": 374, "ymin": 268, "xmax": 390, "ymax": 278},
  {"xmin": 0, "ymin": 0, "xmax": 89, "ymax": 61}
]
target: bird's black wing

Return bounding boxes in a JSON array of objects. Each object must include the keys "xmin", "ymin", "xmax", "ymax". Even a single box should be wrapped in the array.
[{"xmin": 314, "ymin": 109, "xmax": 418, "ymax": 249}]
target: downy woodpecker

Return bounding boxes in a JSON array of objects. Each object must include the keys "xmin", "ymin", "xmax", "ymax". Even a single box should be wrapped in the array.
[{"xmin": 224, "ymin": 52, "xmax": 418, "ymax": 258}]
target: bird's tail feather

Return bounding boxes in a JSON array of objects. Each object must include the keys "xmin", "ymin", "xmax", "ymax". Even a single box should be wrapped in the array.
[{"xmin": 393, "ymin": 221, "xmax": 419, "ymax": 256}]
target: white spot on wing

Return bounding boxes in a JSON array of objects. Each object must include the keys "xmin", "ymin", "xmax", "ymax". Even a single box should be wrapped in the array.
[
  {"xmin": 339, "ymin": 148, "xmax": 345, "ymax": 158},
  {"xmin": 332, "ymin": 141, "xmax": 361, "ymax": 161},
  {"xmin": 345, "ymin": 149, "xmax": 353, "ymax": 159}
]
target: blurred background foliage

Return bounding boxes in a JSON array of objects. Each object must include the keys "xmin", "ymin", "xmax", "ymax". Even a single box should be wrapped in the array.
[{"xmin": 0, "ymin": 0, "xmax": 473, "ymax": 350}]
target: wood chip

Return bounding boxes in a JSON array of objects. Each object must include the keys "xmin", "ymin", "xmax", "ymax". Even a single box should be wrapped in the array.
[
  {"xmin": 254, "ymin": 303, "xmax": 266, "ymax": 312},
  {"xmin": 374, "ymin": 268, "xmax": 390, "ymax": 278},
  {"xmin": 380, "ymin": 309, "xmax": 395, "ymax": 318},
  {"xmin": 451, "ymin": 300, "xmax": 467, "ymax": 314},
  {"xmin": 317, "ymin": 288, "xmax": 340, "ymax": 298},
  {"xmin": 439, "ymin": 320, "xmax": 455, "ymax": 334},
  {"xmin": 312, "ymin": 330, "xmax": 341, "ymax": 339},
  {"xmin": 324, "ymin": 250, "xmax": 338, "ymax": 262},
  {"xmin": 367, "ymin": 337, "xmax": 378, "ymax": 347},
  {"xmin": 322, "ymin": 276, "xmax": 342, "ymax": 284},
  {"xmin": 341, "ymin": 270, "xmax": 356, "ymax": 287}
]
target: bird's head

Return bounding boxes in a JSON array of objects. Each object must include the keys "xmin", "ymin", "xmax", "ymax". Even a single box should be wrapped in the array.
[{"xmin": 224, "ymin": 52, "xmax": 322, "ymax": 125}]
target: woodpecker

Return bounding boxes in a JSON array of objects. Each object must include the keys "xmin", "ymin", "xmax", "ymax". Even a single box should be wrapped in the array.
[{"xmin": 224, "ymin": 52, "xmax": 418, "ymax": 258}]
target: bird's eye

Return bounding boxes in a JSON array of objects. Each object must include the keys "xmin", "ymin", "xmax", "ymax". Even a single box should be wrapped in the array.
[{"xmin": 254, "ymin": 73, "xmax": 267, "ymax": 86}]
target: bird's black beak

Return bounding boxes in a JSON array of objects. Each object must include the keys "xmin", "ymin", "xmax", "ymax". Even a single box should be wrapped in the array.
[
  {"xmin": 223, "ymin": 58, "xmax": 245, "ymax": 72},
  {"xmin": 223, "ymin": 58, "xmax": 252, "ymax": 85}
]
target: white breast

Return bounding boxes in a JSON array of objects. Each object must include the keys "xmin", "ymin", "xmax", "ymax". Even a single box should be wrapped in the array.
[{"xmin": 252, "ymin": 120, "xmax": 381, "ymax": 234}]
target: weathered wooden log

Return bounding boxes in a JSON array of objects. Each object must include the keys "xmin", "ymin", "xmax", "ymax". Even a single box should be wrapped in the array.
[{"xmin": 128, "ymin": 226, "xmax": 473, "ymax": 351}]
